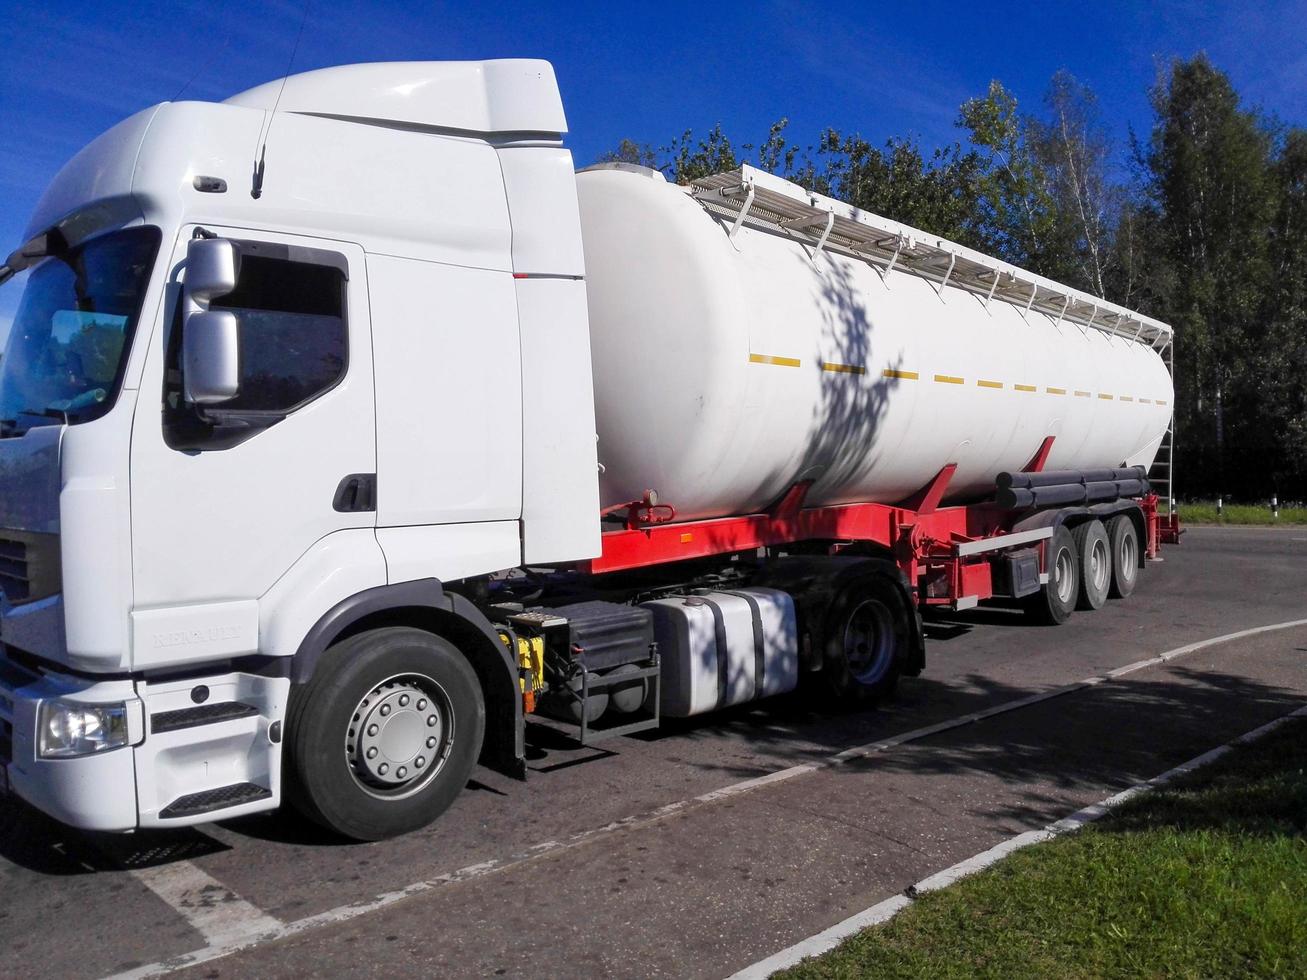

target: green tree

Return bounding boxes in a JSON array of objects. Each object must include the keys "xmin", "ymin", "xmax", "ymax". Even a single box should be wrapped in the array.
[
  {"xmin": 593, "ymin": 138, "xmax": 659, "ymax": 169},
  {"xmin": 1030, "ymin": 70, "xmax": 1119, "ymax": 297},
  {"xmin": 958, "ymin": 81, "xmax": 1060, "ymax": 271},
  {"xmin": 665, "ymin": 123, "xmax": 739, "ymax": 184},
  {"xmin": 1134, "ymin": 55, "xmax": 1278, "ymax": 498},
  {"xmin": 1256, "ymin": 128, "xmax": 1307, "ymax": 495},
  {"xmin": 812, "ymin": 130, "xmax": 988, "ymax": 247}
]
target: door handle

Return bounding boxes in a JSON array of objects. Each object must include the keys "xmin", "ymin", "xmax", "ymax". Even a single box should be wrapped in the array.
[{"xmin": 333, "ymin": 473, "xmax": 376, "ymax": 513}]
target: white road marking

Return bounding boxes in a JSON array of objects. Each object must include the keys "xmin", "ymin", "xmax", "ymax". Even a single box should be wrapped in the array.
[
  {"xmin": 129, "ymin": 862, "xmax": 282, "ymax": 947},
  {"xmin": 102, "ymin": 617, "xmax": 1307, "ymax": 980},
  {"xmin": 727, "ymin": 703, "xmax": 1307, "ymax": 980}
]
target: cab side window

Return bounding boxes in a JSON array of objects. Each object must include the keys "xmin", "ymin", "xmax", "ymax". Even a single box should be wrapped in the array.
[{"xmin": 210, "ymin": 254, "xmax": 346, "ymax": 412}]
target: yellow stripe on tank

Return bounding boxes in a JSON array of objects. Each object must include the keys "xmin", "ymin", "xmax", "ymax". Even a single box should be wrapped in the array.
[
  {"xmin": 1014, "ymin": 383, "xmax": 1037, "ymax": 392},
  {"xmin": 749, "ymin": 353, "xmax": 801, "ymax": 368},
  {"xmin": 977, "ymin": 379, "xmax": 1003, "ymax": 389},
  {"xmin": 1046, "ymin": 386, "xmax": 1067, "ymax": 395},
  {"xmin": 934, "ymin": 374, "xmax": 965, "ymax": 385},
  {"xmin": 882, "ymin": 369, "xmax": 919, "ymax": 380},
  {"xmin": 821, "ymin": 361, "xmax": 868, "ymax": 375},
  {"xmin": 1098, "ymin": 393, "xmax": 1114, "ymax": 400},
  {"xmin": 1074, "ymin": 390, "xmax": 1092, "ymax": 397}
]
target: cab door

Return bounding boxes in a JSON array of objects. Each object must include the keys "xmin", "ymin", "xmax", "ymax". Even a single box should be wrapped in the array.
[{"xmin": 129, "ymin": 228, "xmax": 376, "ymax": 666}]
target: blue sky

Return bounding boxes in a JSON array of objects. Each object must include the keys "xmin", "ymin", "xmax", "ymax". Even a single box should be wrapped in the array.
[{"xmin": 2, "ymin": 0, "xmax": 1305, "ymax": 341}]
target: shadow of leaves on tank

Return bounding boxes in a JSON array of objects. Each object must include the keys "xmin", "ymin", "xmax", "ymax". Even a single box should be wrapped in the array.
[{"xmin": 739, "ymin": 240, "xmax": 905, "ymax": 513}]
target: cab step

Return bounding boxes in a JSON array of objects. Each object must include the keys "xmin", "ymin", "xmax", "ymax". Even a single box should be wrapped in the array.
[
  {"xmin": 160, "ymin": 782, "xmax": 271, "ymax": 819},
  {"xmin": 151, "ymin": 701, "xmax": 259, "ymax": 734}
]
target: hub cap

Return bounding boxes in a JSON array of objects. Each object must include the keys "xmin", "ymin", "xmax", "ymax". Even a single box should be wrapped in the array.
[
  {"xmin": 1055, "ymin": 548, "xmax": 1075, "ymax": 604},
  {"xmin": 844, "ymin": 598, "xmax": 895, "ymax": 686},
  {"xmin": 1120, "ymin": 532, "xmax": 1137, "ymax": 583},
  {"xmin": 1090, "ymin": 537, "xmax": 1110, "ymax": 593},
  {"xmin": 346, "ymin": 674, "xmax": 454, "ymax": 799}
]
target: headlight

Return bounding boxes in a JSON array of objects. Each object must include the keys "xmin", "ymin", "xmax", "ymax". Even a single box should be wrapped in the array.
[{"xmin": 38, "ymin": 699, "xmax": 129, "ymax": 758}]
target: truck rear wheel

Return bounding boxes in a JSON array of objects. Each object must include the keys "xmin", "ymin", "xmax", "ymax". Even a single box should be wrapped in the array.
[
  {"xmin": 1107, "ymin": 515, "xmax": 1139, "ymax": 599},
  {"xmin": 1072, "ymin": 520, "xmax": 1110, "ymax": 611},
  {"xmin": 286, "ymin": 627, "xmax": 485, "ymax": 841},
  {"xmin": 822, "ymin": 574, "xmax": 910, "ymax": 704},
  {"xmin": 1025, "ymin": 525, "xmax": 1078, "ymax": 625}
]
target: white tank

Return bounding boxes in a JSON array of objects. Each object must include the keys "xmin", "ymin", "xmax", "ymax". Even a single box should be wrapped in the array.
[{"xmin": 576, "ymin": 165, "xmax": 1174, "ymax": 522}]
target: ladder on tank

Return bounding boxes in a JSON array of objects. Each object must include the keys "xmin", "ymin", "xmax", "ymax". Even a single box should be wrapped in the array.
[{"xmin": 1148, "ymin": 339, "xmax": 1180, "ymax": 545}]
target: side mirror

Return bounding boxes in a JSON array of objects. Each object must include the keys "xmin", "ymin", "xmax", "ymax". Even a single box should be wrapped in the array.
[
  {"xmin": 183, "ymin": 238, "xmax": 238, "ymax": 310},
  {"xmin": 182, "ymin": 238, "xmax": 240, "ymax": 405},
  {"xmin": 183, "ymin": 310, "xmax": 240, "ymax": 404}
]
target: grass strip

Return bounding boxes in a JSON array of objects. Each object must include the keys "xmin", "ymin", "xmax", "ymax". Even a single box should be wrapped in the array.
[
  {"xmin": 781, "ymin": 717, "xmax": 1307, "ymax": 979},
  {"xmin": 1179, "ymin": 502, "xmax": 1307, "ymax": 525}
]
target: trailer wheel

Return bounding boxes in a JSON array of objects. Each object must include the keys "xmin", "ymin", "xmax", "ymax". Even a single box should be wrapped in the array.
[
  {"xmin": 1025, "ymin": 525, "xmax": 1079, "ymax": 625},
  {"xmin": 1106, "ymin": 515, "xmax": 1139, "ymax": 599},
  {"xmin": 1072, "ymin": 520, "xmax": 1111, "ymax": 611},
  {"xmin": 822, "ymin": 575, "xmax": 909, "ymax": 704},
  {"xmin": 286, "ymin": 627, "xmax": 485, "ymax": 841}
]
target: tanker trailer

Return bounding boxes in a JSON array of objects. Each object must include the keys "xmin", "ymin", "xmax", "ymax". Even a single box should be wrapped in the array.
[{"xmin": 577, "ymin": 163, "xmax": 1173, "ymax": 521}]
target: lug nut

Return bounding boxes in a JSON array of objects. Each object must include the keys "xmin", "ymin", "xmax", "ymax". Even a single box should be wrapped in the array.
[
  {"xmin": 417, "ymin": 699, "xmax": 427, "ymax": 711},
  {"xmin": 397, "ymin": 766, "xmax": 407, "ymax": 779},
  {"xmin": 426, "ymin": 736, "xmax": 437, "ymax": 748},
  {"xmin": 368, "ymin": 724, "xmax": 379, "ymax": 736},
  {"xmin": 399, "ymin": 694, "xmax": 410, "ymax": 707},
  {"xmin": 367, "ymin": 747, "xmax": 378, "ymax": 759},
  {"xmin": 378, "ymin": 763, "xmax": 389, "ymax": 775},
  {"xmin": 380, "ymin": 704, "xmax": 391, "ymax": 716},
  {"xmin": 415, "ymin": 756, "xmax": 426, "ymax": 768},
  {"xmin": 427, "ymin": 715, "xmax": 438, "ymax": 727}
]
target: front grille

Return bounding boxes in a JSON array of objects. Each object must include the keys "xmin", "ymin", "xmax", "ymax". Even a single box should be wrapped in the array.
[
  {"xmin": 0, "ymin": 532, "xmax": 60, "ymax": 605},
  {"xmin": 0, "ymin": 538, "xmax": 30, "ymax": 603}
]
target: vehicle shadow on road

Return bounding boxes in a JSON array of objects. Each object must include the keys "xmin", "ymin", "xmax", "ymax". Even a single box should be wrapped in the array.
[
  {"xmin": 0, "ymin": 797, "xmax": 231, "ymax": 875},
  {"xmin": 814, "ymin": 666, "xmax": 1305, "ymax": 833},
  {"xmin": 2, "ymin": 663, "xmax": 1298, "ymax": 872}
]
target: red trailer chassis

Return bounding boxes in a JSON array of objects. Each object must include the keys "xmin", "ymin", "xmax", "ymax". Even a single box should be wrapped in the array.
[{"xmin": 584, "ymin": 439, "xmax": 1179, "ymax": 609}]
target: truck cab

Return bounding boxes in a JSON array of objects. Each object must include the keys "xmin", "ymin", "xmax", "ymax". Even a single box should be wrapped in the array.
[{"xmin": 0, "ymin": 61, "xmax": 602, "ymax": 836}]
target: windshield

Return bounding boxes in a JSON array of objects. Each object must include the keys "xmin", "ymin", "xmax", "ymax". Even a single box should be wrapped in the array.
[{"xmin": 0, "ymin": 226, "xmax": 160, "ymax": 436}]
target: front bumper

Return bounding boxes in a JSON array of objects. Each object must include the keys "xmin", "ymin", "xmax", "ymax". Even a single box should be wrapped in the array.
[{"xmin": 0, "ymin": 653, "xmax": 144, "ymax": 831}]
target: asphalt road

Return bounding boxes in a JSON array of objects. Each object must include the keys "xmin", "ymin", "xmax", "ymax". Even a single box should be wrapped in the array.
[{"xmin": 2, "ymin": 526, "xmax": 1305, "ymax": 979}]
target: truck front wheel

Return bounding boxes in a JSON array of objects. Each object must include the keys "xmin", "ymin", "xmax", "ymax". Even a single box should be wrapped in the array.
[{"xmin": 286, "ymin": 627, "xmax": 485, "ymax": 841}]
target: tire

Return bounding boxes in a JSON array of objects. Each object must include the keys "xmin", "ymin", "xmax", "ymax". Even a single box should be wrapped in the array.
[
  {"xmin": 1072, "ymin": 520, "xmax": 1111, "ymax": 611},
  {"xmin": 1025, "ymin": 525, "xmax": 1078, "ymax": 625},
  {"xmin": 286, "ymin": 627, "xmax": 485, "ymax": 841},
  {"xmin": 821, "ymin": 573, "xmax": 911, "ymax": 704},
  {"xmin": 1107, "ymin": 515, "xmax": 1140, "ymax": 599}
]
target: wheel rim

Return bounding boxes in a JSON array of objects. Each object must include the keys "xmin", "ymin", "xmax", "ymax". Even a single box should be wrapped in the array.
[
  {"xmin": 346, "ymin": 673, "xmax": 455, "ymax": 800},
  {"xmin": 843, "ymin": 599, "xmax": 895, "ymax": 686},
  {"xmin": 1120, "ymin": 531, "xmax": 1137, "ymax": 584},
  {"xmin": 1055, "ymin": 547, "xmax": 1075, "ymax": 604},
  {"xmin": 1090, "ymin": 537, "xmax": 1110, "ymax": 594}
]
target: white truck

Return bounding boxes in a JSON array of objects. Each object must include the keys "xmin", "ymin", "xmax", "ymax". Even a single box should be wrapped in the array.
[{"xmin": 0, "ymin": 61, "xmax": 1176, "ymax": 840}]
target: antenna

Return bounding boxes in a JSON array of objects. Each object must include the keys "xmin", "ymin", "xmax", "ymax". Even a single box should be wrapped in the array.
[
  {"xmin": 171, "ymin": 32, "xmax": 231, "ymax": 103},
  {"xmin": 252, "ymin": 0, "xmax": 311, "ymax": 199}
]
